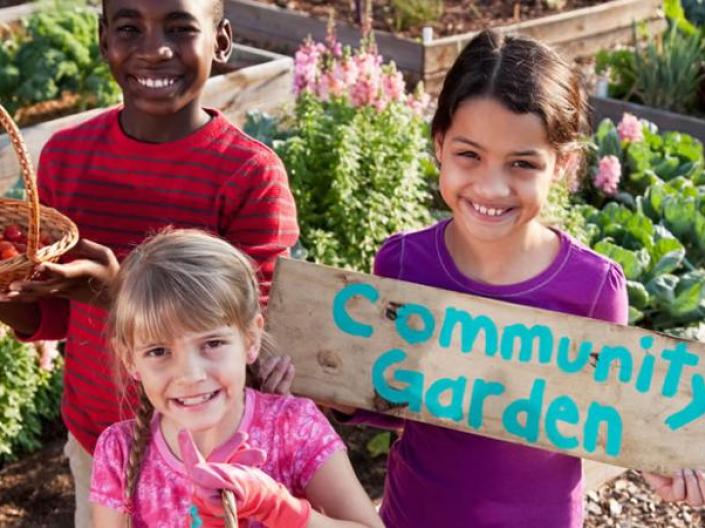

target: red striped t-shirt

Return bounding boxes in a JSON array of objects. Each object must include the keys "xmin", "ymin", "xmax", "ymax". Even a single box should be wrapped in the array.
[{"xmin": 29, "ymin": 107, "xmax": 299, "ymax": 453}]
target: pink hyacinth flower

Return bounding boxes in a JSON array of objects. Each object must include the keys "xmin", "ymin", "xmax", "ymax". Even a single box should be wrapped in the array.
[
  {"xmin": 617, "ymin": 113, "xmax": 644, "ymax": 143},
  {"xmin": 593, "ymin": 155, "xmax": 621, "ymax": 195}
]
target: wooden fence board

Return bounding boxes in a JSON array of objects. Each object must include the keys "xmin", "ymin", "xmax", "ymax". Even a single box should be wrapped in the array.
[
  {"xmin": 591, "ymin": 96, "xmax": 705, "ymax": 145},
  {"xmin": 225, "ymin": 0, "xmax": 422, "ymax": 72},
  {"xmin": 423, "ymin": 0, "xmax": 663, "ymax": 76},
  {"xmin": 267, "ymin": 258, "xmax": 705, "ymax": 474}
]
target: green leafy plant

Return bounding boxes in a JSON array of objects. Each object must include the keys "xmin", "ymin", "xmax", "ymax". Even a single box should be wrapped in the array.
[
  {"xmin": 390, "ymin": 0, "xmax": 443, "ymax": 32},
  {"xmin": 0, "ymin": 0, "xmax": 120, "ymax": 120},
  {"xmin": 595, "ymin": 18, "xmax": 705, "ymax": 115},
  {"xmin": 247, "ymin": 29, "xmax": 432, "ymax": 272},
  {"xmin": 0, "ymin": 333, "xmax": 63, "ymax": 462},
  {"xmin": 577, "ymin": 115, "xmax": 705, "ymax": 337}
]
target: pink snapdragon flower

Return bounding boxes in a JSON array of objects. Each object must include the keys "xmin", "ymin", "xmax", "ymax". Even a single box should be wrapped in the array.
[
  {"xmin": 617, "ymin": 113, "xmax": 644, "ymax": 143},
  {"xmin": 593, "ymin": 155, "xmax": 621, "ymax": 195},
  {"xmin": 350, "ymin": 51, "xmax": 383, "ymax": 107},
  {"xmin": 292, "ymin": 23, "xmax": 429, "ymax": 112},
  {"xmin": 293, "ymin": 40, "xmax": 326, "ymax": 96}
]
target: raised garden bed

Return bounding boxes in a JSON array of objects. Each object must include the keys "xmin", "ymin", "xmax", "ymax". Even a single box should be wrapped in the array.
[
  {"xmin": 590, "ymin": 95, "xmax": 705, "ymax": 144},
  {"xmin": 226, "ymin": 0, "xmax": 664, "ymax": 92}
]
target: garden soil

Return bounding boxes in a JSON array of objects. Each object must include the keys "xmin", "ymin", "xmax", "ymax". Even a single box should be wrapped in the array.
[
  {"xmin": 1, "ymin": 418, "xmax": 704, "ymax": 527},
  {"xmin": 259, "ymin": 0, "xmax": 611, "ymax": 39}
]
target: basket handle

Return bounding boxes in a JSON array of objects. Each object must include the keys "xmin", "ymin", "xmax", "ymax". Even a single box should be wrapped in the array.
[{"xmin": 0, "ymin": 104, "xmax": 40, "ymax": 263}]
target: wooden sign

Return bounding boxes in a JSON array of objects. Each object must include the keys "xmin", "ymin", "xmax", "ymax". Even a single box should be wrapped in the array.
[{"xmin": 266, "ymin": 258, "xmax": 705, "ymax": 474}]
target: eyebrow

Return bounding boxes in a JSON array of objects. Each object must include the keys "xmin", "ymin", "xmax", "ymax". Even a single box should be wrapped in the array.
[
  {"xmin": 165, "ymin": 12, "xmax": 200, "ymax": 23},
  {"xmin": 450, "ymin": 137, "xmax": 542, "ymax": 157},
  {"xmin": 111, "ymin": 8, "xmax": 141, "ymax": 22},
  {"xmin": 111, "ymin": 9, "xmax": 199, "ymax": 23}
]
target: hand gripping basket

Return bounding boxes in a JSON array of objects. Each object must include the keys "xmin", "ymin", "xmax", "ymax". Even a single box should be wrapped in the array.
[{"xmin": 0, "ymin": 104, "xmax": 79, "ymax": 290}]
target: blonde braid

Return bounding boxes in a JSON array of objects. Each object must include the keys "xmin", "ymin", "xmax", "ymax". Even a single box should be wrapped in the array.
[{"xmin": 125, "ymin": 385, "xmax": 154, "ymax": 524}]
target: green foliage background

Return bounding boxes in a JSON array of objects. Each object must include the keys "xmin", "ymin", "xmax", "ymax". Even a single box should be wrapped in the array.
[
  {"xmin": 0, "ymin": 0, "xmax": 120, "ymax": 118},
  {"xmin": 0, "ymin": 335, "xmax": 63, "ymax": 462},
  {"xmin": 577, "ymin": 118, "xmax": 705, "ymax": 339},
  {"xmin": 247, "ymin": 95, "xmax": 433, "ymax": 273}
]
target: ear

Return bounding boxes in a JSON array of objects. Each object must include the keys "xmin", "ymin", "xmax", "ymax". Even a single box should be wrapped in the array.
[
  {"xmin": 124, "ymin": 360, "xmax": 141, "ymax": 381},
  {"xmin": 98, "ymin": 16, "xmax": 109, "ymax": 61},
  {"xmin": 245, "ymin": 314, "xmax": 264, "ymax": 365},
  {"xmin": 433, "ymin": 133, "xmax": 445, "ymax": 164},
  {"xmin": 213, "ymin": 19, "xmax": 233, "ymax": 68},
  {"xmin": 554, "ymin": 149, "xmax": 581, "ymax": 183}
]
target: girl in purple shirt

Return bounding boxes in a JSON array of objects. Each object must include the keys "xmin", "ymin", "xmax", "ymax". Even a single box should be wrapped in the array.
[{"xmin": 341, "ymin": 30, "xmax": 705, "ymax": 527}]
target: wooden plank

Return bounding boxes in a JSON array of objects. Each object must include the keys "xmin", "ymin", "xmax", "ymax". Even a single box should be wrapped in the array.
[
  {"xmin": 591, "ymin": 96, "xmax": 705, "ymax": 144},
  {"xmin": 225, "ymin": 0, "xmax": 422, "ymax": 73},
  {"xmin": 0, "ymin": 3, "xmax": 43, "ymax": 24},
  {"xmin": 423, "ymin": 0, "xmax": 662, "ymax": 76},
  {"xmin": 422, "ymin": 17, "xmax": 666, "ymax": 97},
  {"xmin": 205, "ymin": 56, "xmax": 293, "ymax": 126},
  {"xmin": 583, "ymin": 461, "xmax": 626, "ymax": 491},
  {"xmin": 554, "ymin": 18, "xmax": 666, "ymax": 60},
  {"xmin": 266, "ymin": 258, "xmax": 705, "ymax": 474},
  {"xmin": 0, "ymin": 46, "xmax": 293, "ymax": 195}
]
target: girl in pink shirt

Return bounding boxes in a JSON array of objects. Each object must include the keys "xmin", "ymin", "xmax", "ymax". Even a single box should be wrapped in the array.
[{"xmin": 89, "ymin": 229, "xmax": 383, "ymax": 528}]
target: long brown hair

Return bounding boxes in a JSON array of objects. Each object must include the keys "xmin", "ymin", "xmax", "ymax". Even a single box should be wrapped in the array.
[{"xmin": 431, "ymin": 30, "xmax": 589, "ymax": 160}]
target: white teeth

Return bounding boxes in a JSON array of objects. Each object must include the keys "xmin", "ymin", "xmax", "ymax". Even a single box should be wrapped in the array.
[
  {"xmin": 472, "ymin": 202, "xmax": 507, "ymax": 217},
  {"xmin": 137, "ymin": 77, "xmax": 176, "ymax": 89},
  {"xmin": 176, "ymin": 391, "xmax": 216, "ymax": 406}
]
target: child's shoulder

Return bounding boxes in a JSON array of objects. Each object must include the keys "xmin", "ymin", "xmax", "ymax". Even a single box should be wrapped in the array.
[
  {"xmin": 94, "ymin": 418, "xmax": 138, "ymax": 459},
  {"xmin": 46, "ymin": 106, "xmax": 119, "ymax": 146},
  {"xmin": 374, "ymin": 219, "xmax": 447, "ymax": 277},
  {"xmin": 246, "ymin": 388, "xmax": 337, "ymax": 438},
  {"xmin": 560, "ymin": 230, "xmax": 625, "ymax": 279},
  {"xmin": 203, "ymin": 110, "xmax": 282, "ymax": 165},
  {"xmin": 248, "ymin": 388, "xmax": 321, "ymax": 419}
]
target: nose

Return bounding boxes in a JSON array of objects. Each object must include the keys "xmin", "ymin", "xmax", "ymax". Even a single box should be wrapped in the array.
[
  {"xmin": 137, "ymin": 28, "xmax": 174, "ymax": 62},
  {"xmin": 473, "ymin": 167, "xmax": 510, "ymax": 199},
  {"xmin": 175, "ymin": 350, "xmax": 207, "ymax": 383}
]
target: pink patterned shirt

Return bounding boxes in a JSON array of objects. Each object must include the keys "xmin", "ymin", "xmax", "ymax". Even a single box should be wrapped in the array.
[{"xmin": 90, "ymin": 389, "xmax": 345, "ymax": 527}]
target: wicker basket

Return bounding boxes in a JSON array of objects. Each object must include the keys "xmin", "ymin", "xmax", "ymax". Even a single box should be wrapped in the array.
[{"xmin": 0, "ymin": 104, "xmax": 79, "ymax": 291}]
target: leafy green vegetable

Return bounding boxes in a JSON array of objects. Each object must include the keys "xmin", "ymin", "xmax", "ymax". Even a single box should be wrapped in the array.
[
  {"xmin": 579, "ymin": 112, "xmax": 705, "ymax": 336},
  {"xmin": 0, "ymin": 0, "xmax": 120, "ymax": 119},
  {"xmin": 0, "ymin": 334, "xmax": 63, "ymax": 461}
]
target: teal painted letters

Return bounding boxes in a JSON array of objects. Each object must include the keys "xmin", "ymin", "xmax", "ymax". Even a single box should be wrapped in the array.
[
  {"xmin": 396, "ymin": 303, "xmax": 436, "ymax": 345},
  {"xmin": 502, "ymin": 379, "xmax": 546, "ymax": 443},
  {"xmin": 438, "ymin": 308, "xmax": 498, "ymax": 355},
  {"xmin": 371, "ymin": 348, "xmax": 423, "ymax": 412},
  {"xmin": 332, "ymin": 283, "xmax": 378, "ymax": 338},
  {"xmin": 425, "ymin": 376, "xmax": 467, "ymax": 422},
  {"xmin": 545, "ymin": 396, "xmax": 580, "ymax": 450},
  {"xmin": 583, "ymin": 402, "xmax": 623, "ymax": 456},
  {"xmin": 500, "ymin": 324, "xmax": 553, "ymax": 364}
]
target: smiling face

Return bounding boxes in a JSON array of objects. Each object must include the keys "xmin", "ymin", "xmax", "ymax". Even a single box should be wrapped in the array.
[
  {"xmin": 436, "ymin": 97, "xmax": 560, "ymax": 246},
  {"xmin": 128, "ymin": 319, "xmax": 261, "ymax": 444},
  {"xmin": 100, "ymin": 0, "xmax": 231, "ymax": 119}
]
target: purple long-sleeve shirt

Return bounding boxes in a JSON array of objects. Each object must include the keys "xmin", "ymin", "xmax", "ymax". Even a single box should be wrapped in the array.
[{"xmin": 355, "ymin": 219, "xmax": 629, "ymax": 528}]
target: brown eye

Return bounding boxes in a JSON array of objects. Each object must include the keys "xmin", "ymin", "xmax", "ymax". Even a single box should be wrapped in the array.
[
  {"xmin": 145, "ymin": 347, "xmax": 167, "ymax": 358},
  {"xmin": 512, "ymin": 160, "xmax": 537, "ymax": 170}
]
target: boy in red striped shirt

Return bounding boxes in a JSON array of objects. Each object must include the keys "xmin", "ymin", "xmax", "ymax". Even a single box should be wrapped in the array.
[{"xmin": 0, "ymin": 0, "xmax": 297, "ymax": 526}]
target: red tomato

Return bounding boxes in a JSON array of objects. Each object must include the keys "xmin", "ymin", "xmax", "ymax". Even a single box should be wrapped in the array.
[
  {"xmin": 3, "ymin": 224, "xmax": 23, "ymax": 242},
  {"xmin": 14, "ymin": 243, "xmax": 26, "ymax": 253},
  {"xmin": 0, "ymin": 241, "xmax": 14, "ymax": 252},
  {"xmin": 1, "ymin": 246, "xmax": 19, "ymax": 260}
]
